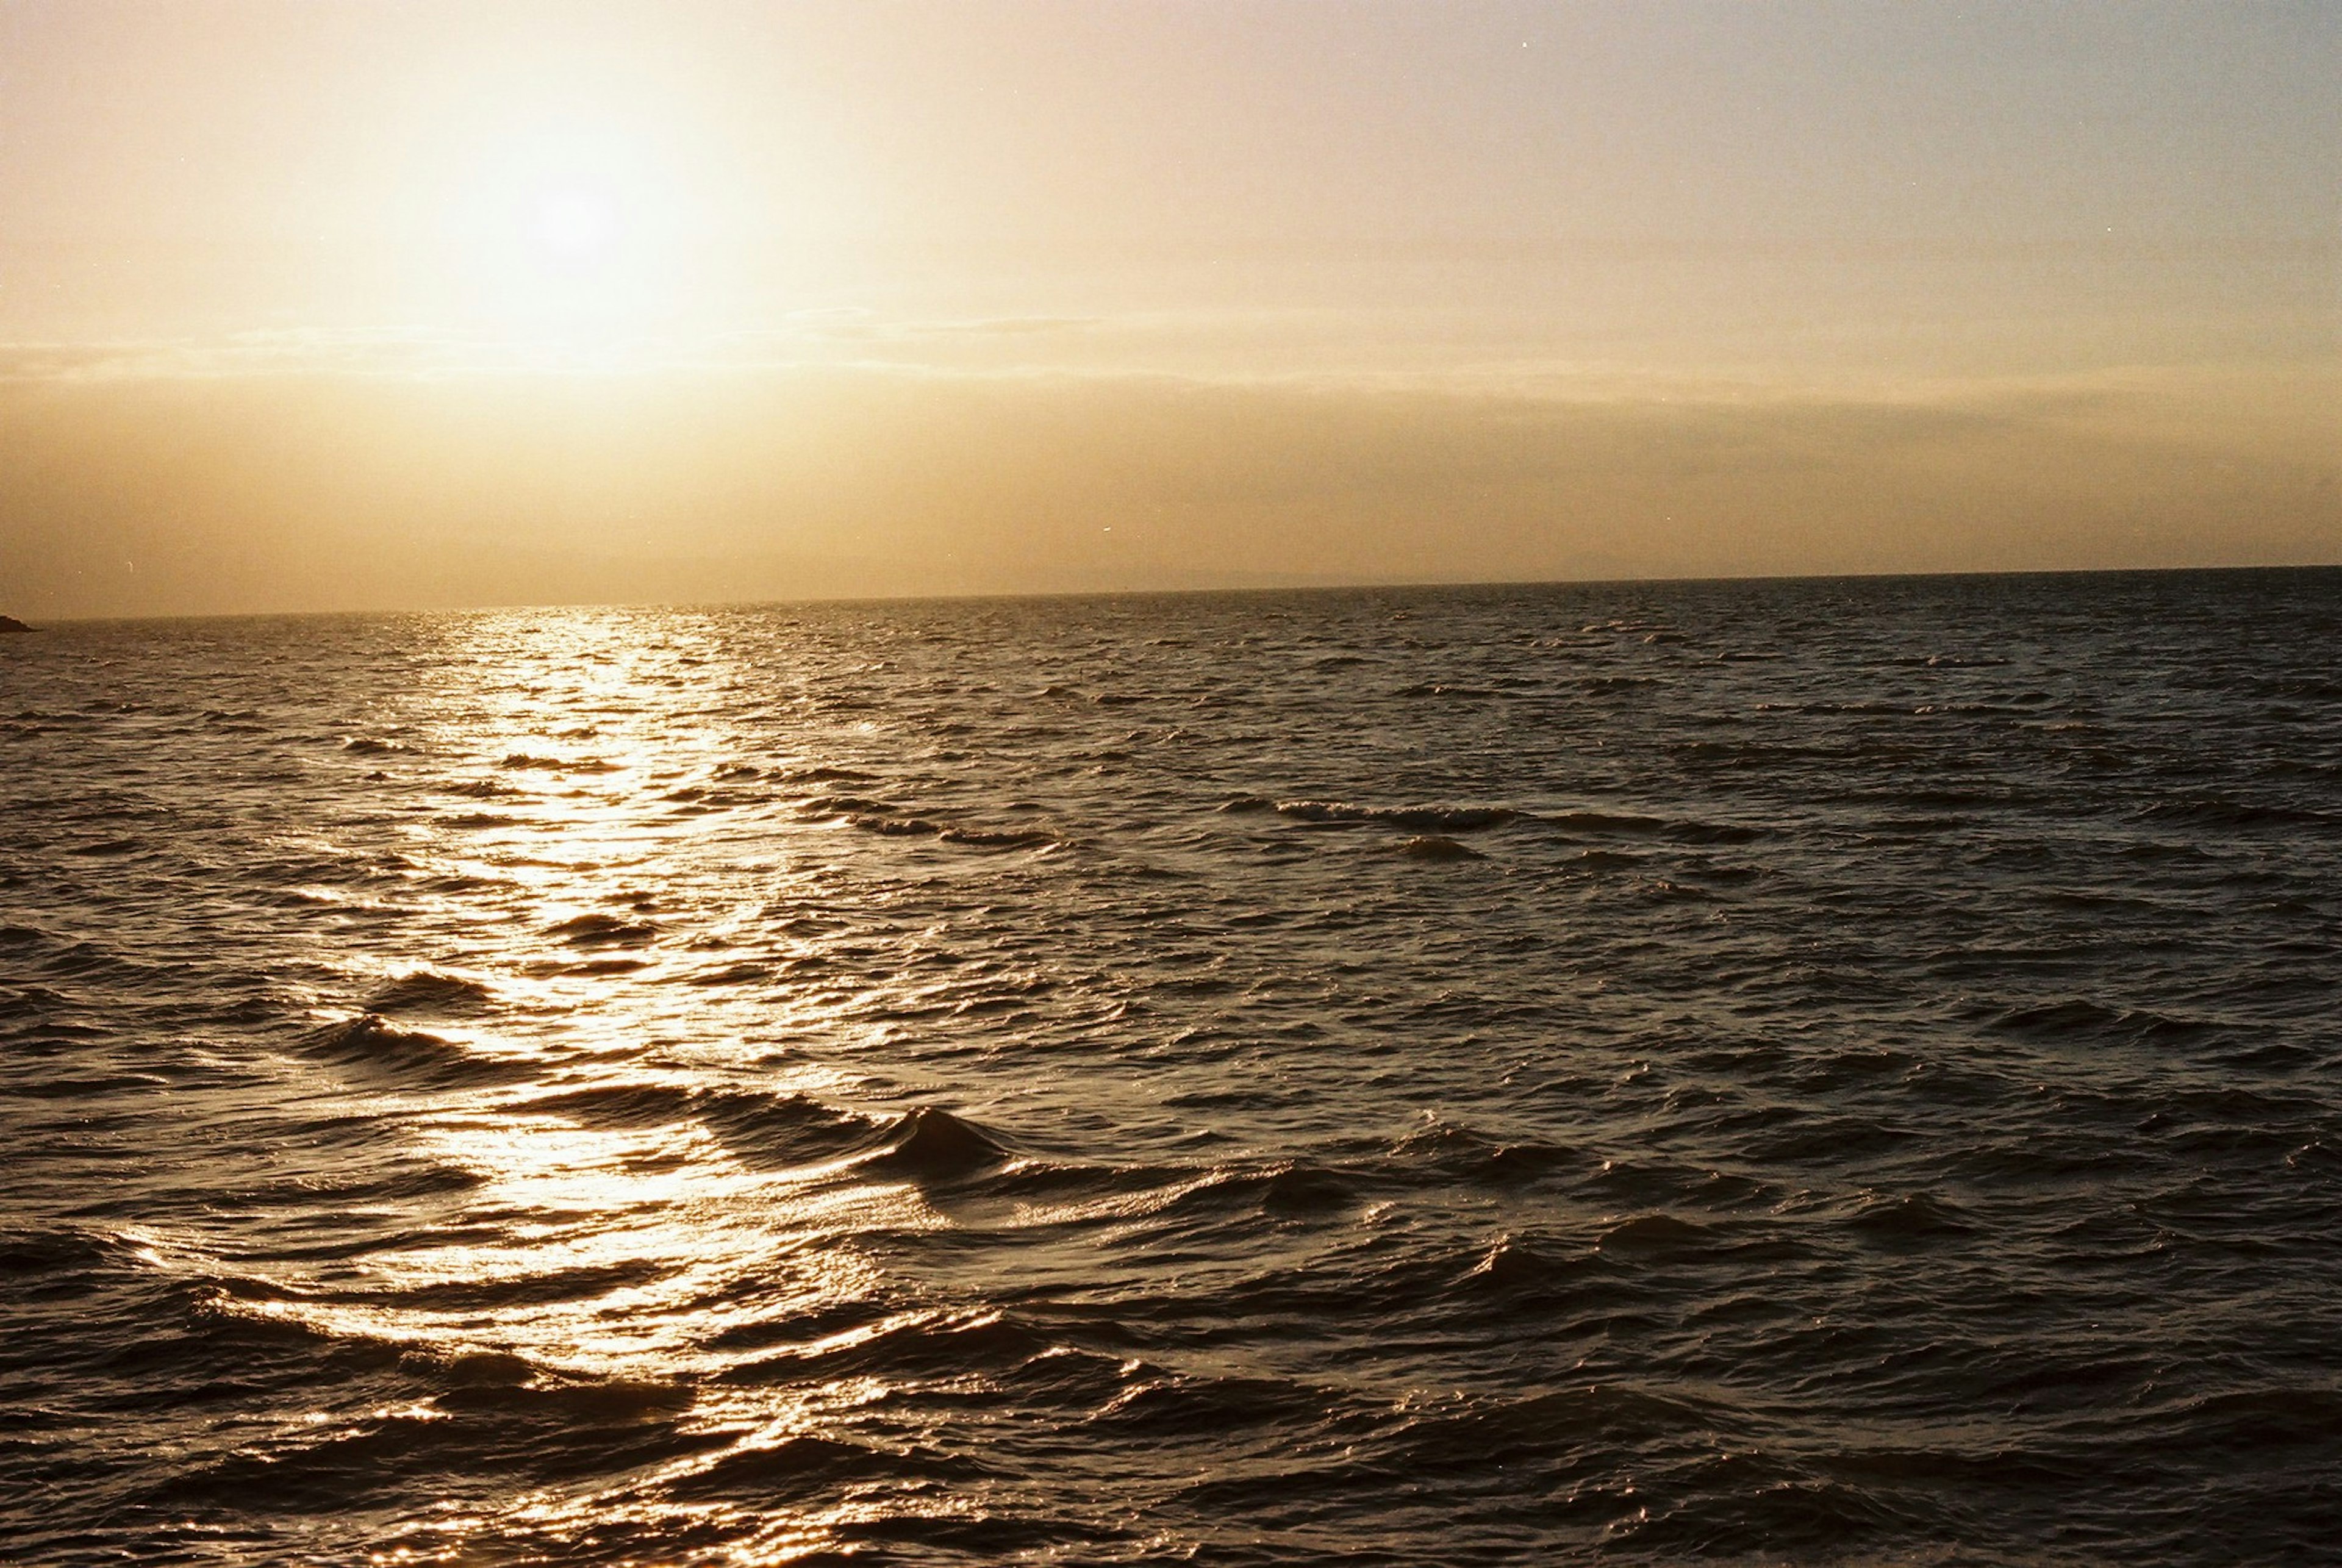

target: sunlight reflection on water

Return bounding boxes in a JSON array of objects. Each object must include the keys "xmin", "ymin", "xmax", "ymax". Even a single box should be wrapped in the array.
[{"xmin": 5, "ymin": 575, "xmax": 2340, "ymax": 1564}]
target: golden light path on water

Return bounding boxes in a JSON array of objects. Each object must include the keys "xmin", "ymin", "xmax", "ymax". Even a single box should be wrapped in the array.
[{"xmin": 226, "ymin": 611, "xmax": 1034, "ymax": 1561}]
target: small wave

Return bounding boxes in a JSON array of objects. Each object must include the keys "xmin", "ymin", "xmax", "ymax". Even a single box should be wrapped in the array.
[
  {"xmin": 820, "ymin": 806, "xmax": 1057, "ymax": 850},
  {"xmin": 362, "ymin": 969, "xmax": 496, "ymax": 1017},
  {"xmin": 525, "ymin": 1082, "xmax": 872, "ymax": 1167},
  {"xmin": 500, "ymin": 752, "xmax": 619, "ymax": 773},
  {"xmin": 726, "ymin": 1306, "xmax": 1049, "ymax": 1386},
  {"xmin": 678, "ymin": 960, "xmax": 773, "ymax": 986},
  {"xmin": 1395, "ymin": 834, "xmax": 1481, "ymax": 861},
  {"xmin": 1669, "ymin": 820, "xmax": 1769, "ymax": 845},
  {"xmin": 850, "ymin": 812, "xmax": 945, "ymax": 837},
  {"xmin": 327, "ymin": 1258, "xmax": 671, "ymax": 1313},
  {"xmin": 847, "ymin": 1106, "xmax": 1019, "ymax": 1183},
  {"xmin": 1989, "ymin": 999, "xmax": 2213, "ymax": 1040},
  {"xmin": 244, "ymin": 1161, "xmax": 487, "ymax": 1206},
  {"xmin": 1549, "ymin": 809, "xmax": 1768, "ymax": 844},
  {"xmin": 547, "ymin": 912, "xmax": 659, "ymax": 947},
  {"xmin": 296, "ymin": 1014, "xmax": 528, "ymax": 1089},
  {"xmin": 1156, "ymin": 1161, "xmax": 1359, "ymax": 1222},
  {"xmin": 1468, "ymin": 1236, "xmax": 1550, "ymax": 1292},
  {"xmin": 0, "ymin": 1223, "xmax": 134, "ymax": 1276},
  {"xmin": 1391, "ymin": 1383, "xmax": 1721, "ymax": 1475},
  {"xmin": 0, "ymin": 1067, "xmax": 168, "ymax": 1097},
  {"xmin": 939, "ymin": 825, "xmax": 1059, "ymax": 850},
  {"xmin": 1595, "ymin": 1212, "xmax": 1716, "ymax": 1253},
  {"xmin": 1273, "ymin": 800, "xmax": 1518, "ymax": 832},
  {"xmin": 526, "ymin": 956, "xmax": 647, "ymax": 977},
  {"xmin": 778, "ymin": 764, "xmax": 879, "ymax": 786},
  {"xmin": 1548, "ymin": 809, "xmax": 1669, "ymax": 836},
  {"xmin": 663, "ymin": 1433, "xmax": 965, "ymax": 1503},
  {"xmin": 1392, "ymin": 1122, "xmax": 1577, "ymax": 1186},
  {"xmin": 798, "ymin": 793, "xmax": 901, "ymax": 817},
  {"xmin": 1889, "ymin": 652, "xmax": 2013, "ymax": 668},
  {"xmin": 65, "ymin": 839, "xmax": 143, "ymax": 857},
  {"xmin": 1093, "ymin": 1366, "xmax": 1323, "ymax": 1436},
  {"xmin": 1846, "ymin": 1190, "xmax": 1974, "ymax": 1240},
  {"xmin": 2138, "ymin": 797, "xmax": 2332, "ymax": 830}
]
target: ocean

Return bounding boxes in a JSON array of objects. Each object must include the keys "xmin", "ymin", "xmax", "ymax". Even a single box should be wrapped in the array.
[{"xmin": 4, "ymin": 568, "xmax": 2338, "ymax": 1566}]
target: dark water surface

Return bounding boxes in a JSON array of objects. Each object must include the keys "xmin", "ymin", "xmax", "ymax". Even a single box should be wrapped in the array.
[{"xmin": 4, "ymin": 570, "xmax": 2339, "ymax": 1566}]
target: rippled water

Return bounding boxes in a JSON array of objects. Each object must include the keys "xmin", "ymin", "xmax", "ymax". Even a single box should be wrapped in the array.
[{"xmin": 4, "ymin": 569, "xmax": 2339, "ymax": 1566}]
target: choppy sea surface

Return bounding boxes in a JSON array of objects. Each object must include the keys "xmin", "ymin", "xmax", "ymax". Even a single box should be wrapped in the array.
[{"xmin": 4, "ymin": 569, "xmax": 2340, "ymax": 1567}]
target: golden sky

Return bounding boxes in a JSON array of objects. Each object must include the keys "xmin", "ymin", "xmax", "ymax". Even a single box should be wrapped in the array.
[{"xmin": 2, "ymin": 0, "xmax": 2335, "ymax": 615}]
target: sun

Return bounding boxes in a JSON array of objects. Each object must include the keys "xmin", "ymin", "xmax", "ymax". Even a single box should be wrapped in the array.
[
  {"xmin": 402, "ymin": 57, "xmax": 853, "ymax": 362},
  {"xmin": 439, "ymin": 115, "xmax": 704, "ymax": 352},
  {"xmin": 527, "ymin": 185, "xmax": 623, "ymax": 271}
]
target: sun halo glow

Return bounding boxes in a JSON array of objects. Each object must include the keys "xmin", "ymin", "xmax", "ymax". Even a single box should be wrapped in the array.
[
  {"xmin": 528, "ymin": 186, "xmax": 622, "ymax": 268},
  {"xmin": 436, "ymin": 113, "xmax": 711, "ymax": 354}
]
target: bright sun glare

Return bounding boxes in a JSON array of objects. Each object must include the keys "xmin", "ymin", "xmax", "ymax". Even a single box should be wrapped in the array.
[
  {"xmin": 527, "ymin": 186, "xmax": 622, "ymax": 268},
  {"xmin": 440, "ymin": 111, "xmax": 705, "ymax": 354}
]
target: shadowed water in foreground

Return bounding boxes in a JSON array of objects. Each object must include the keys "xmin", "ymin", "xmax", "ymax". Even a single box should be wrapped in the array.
[{"xmin": 4, "ymin": 569, "xmax": 2339, "ymax": 1564}]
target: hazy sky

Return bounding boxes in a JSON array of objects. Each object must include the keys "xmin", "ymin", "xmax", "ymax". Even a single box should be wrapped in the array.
[{"xmin": 2, "ymin": 0, "xmax": 2334, "ymax": 615}]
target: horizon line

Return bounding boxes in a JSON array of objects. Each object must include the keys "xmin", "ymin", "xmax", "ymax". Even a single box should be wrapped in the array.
[{"xmin": 12, "ymin": 559, "xmax": 2338, "ymax": 630}]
